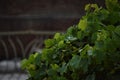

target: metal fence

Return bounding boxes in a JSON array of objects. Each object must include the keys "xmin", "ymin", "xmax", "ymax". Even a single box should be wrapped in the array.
[{"xmin": 0, "ymin": 30, "xmax": 61, "ymax": 80}]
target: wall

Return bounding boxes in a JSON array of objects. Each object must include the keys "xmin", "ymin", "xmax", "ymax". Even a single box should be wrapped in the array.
[{"xmin": 0, "ymin": 0, "xmax": 105, "ymax": 31}]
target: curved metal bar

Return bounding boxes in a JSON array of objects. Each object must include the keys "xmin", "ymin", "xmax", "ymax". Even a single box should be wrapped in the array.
[
  {"xmin": 36, "ymin": 37, "xmax": 43, "ymax": 48},
  {"xmin": 0, "ymin": 39, "xmax": 9, "ymax": 72},
  {"xmin": 29, "ymin": 38, "xmax": 42, "ymax": 54},
  {"xmin": 8, "ymin": 37, "xmax": 17, "ymax": 59},
  {"xmin": 16, "ymin": 37, "xmax": 25, "ymax": 58},
  {"xmin": 0, "ymin": 39, "xmax": 9, "ymax": 60},
  {"xmin": 24, "ymin": 39, "xmax": 38, "ymax": 56},
  {"xmin": 35, "ymin": 37, "xmax": 44, "ymax": 53},
  {"xmin": 29, "ymin": 40, "xmax": 39, "ymax": 54},
  {"xmin": 8, "ymin": 37, "xmax": 18, "ymax": 71}
]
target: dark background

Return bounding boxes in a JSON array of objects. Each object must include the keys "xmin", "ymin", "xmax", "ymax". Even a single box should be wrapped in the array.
[{"xmin": 0, "ymin": 0, "xmax": 105, "ymax": 32}]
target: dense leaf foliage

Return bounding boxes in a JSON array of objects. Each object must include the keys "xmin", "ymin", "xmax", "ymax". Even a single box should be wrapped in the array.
[{"xmin": 21, "ymin": 0, "xmax": 120, "ymax": 80}]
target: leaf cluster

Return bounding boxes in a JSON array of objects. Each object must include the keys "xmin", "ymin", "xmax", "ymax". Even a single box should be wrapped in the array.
[{"xmin": 21, "ymin": 0, "xmax": 120, "ymax": 80}]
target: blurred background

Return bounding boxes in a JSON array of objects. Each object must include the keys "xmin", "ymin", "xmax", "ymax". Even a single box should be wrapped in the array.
[{"xmin": 0, "ymin": 0, "xmax": 104, "ymax": 80}]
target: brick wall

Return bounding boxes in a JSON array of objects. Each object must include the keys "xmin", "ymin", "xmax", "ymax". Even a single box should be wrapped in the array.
[{"xmin": 0, "ymin": 0, "xmax": 105, "ymax": 32}]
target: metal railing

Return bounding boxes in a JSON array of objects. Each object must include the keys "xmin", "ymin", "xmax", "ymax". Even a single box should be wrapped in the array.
[{"xmin": 0, "ymin": 30, "xmax": 62, "ymax": 73}]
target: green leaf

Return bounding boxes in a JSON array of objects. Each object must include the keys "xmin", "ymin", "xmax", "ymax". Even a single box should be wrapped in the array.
[
  {"xmin": 28, "ymin": 54, "xmax": 35, "ymax": 63},
  {"xmin": 93, "ymin": 49, "xmax": 105, "ymax": 64},
  {"xmin": 33, "ymin": 52, "xmax": 39, "ymax": 58},
  {"xmin": 35, "ymin": 69, "xmax": 46, "ymax": 79},
  {"xmin": 78, "ymin": 18, "xmax": 87, "ymax": 31},
  {"xmin": 67, "ymin": 27, "xmax": 74, "ymax": 35},
  {"xmin": 51, "ymin": 64, "xmax": 59, "ymax": 70},
  {"xmin": 112, "ymin": 32, "xmax": 120, "ymax": 47},
  {"xmin": 58, "ymin": 62, "xmax": 68, "ymax": 75},
  {"xmin": 85, "ymin": 4, "xmax": 100, "ymax": 12},
  {"xmin": 54, "ymin": 33, "xmax": 61, "ymax": 40},
  {"xmin": 91, "ymin": 4, "xmax": 100, "ymax": 12},
  {"xmin": 28, "ymin": 64, "xmax": 36, "ymax": 70},
  {"xmin": 87, "ymin": 46, "xmax": 93, "ymax": 56},
  {"xmin": 44, "ymin": 39, "xmax": 55, "ymax": 48},
  {"xmin": 77, "ymin": 31, "xmax": 85, "ymax": 40},
  {"xmin": 85, "ymin": 73, "xmax": 95, "ymax": 80},
  {"xmin": 85, "ymin": 4, "xmax": 91, "ymax": 11},
  {"xmin": 51, "ymin": 76, "xmax": 67, "ymax": 80},
  {"xmin": 58, "ymin": 40, "xmax": 65, "ymax": 48},
  {"xmin": 57, "ymin": 77, "xmax": 67, "ymax": 80},
  {"xmin": 80, "ymin": 44, "xmax": 90, "ymax": 56},
  {"xmin": 106, "ymin": 25, "xmax": 115, "ymax": 31},
  {"xmin": 99, "ymin": 9, "xmax": 109, "ymax": 21},
  {"xmin": 96, "ymin": 30, "xmax": 109, "ymax": 41},
  {"xmin": 21, "ymin": 59, "xmax": 28, "ymax": 69},
  {"xmin": 69, "ymin": 55, "xmax": 80, "ymax": 70},
  {"xmin": 79, "ymin": 57, "xmax": 91, "ymax": 72},
  {"xmin": 106, "ymin": 0, "xmax": 120, "ymax": 11},
  {"xmin": 71, "ymin": 72, "xmax": 79, "ymax": 80},
  {"xmin": 104, "ymin": 38, "xmax": 116, "ymax": 52},
  {"xmin": 115, "ymin": 26, "xmax": 120, "ymax": 36},
  {"xmin": 41, "ymin": 48, "xmax": 54, "ymax": 61},
  {"xmin": 34, "ymin": 53, "xmax": 41, "ymax": 65},
  {"xmin": 66, "ymin": 35, "xmax": 77, "ymax": 41},
  {"xmin": 47, "ymin": 69, "xmax": 57, "ymax": 76},
  {"xmin": 91, "ymin": 32, "xmax": 97, "ymax": 43}
]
